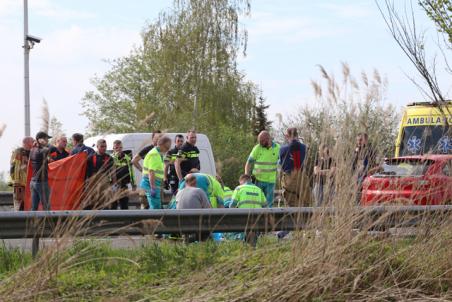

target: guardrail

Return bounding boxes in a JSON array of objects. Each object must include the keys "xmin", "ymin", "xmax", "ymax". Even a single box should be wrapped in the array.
[
  {"xmin": 1, "ymin": 206, "xmax": 451, "ymax": 256},
  {"xmin": 1, "ymin": 206, "xmax": 452, "ymax": 239},
  {"xmin": 0, "ymin": 191, "xmax": 143, "ymax": 209},
  {"xmin": 0, "ymin": 191, "xmax": 13, "ymax": 207}
]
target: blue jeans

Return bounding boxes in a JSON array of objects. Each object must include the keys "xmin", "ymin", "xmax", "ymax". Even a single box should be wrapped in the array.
[
  {"xmin": 140, "ymin": 176, "xmax": 162, "ymax": 209},
  {"xmin": 30, "ymin": 180, "xmax": 51, "ymax": 211},
  {"xmin": 255, "ymin": 181, "xmax": 275, "ymax": 207}
]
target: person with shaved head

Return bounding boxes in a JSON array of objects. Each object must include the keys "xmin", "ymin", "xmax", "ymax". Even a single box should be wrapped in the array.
[{"xmin": 245, "ymin": 130, "xmax": 280, "ymax": 207}]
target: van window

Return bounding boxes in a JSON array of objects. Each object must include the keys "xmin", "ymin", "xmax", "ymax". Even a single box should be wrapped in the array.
[{"xmin": 400, "ymin": 126, "xmax": 451, "ymax": 156}]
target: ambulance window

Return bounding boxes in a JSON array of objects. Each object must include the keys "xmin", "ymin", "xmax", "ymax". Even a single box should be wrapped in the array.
[{"xmin": 401, "ymin": 126, "xmax": 450, "ymax": 155}]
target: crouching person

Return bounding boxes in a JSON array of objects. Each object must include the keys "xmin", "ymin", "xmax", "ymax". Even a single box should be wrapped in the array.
[
  {"xmin": 176, "ymin": 174, "xmax": 211, "ymax": 242},
  {"xmin": 230, "ymin": 174, "xmax": 267, "ymax": 244},
  {"xmin": 231, "ymin": 174, "xmax": 267, "ymax": 209}
]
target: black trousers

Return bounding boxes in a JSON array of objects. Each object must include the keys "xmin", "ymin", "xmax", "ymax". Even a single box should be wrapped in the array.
[{"xmin": 111, "ymin": 196, "xmax": 129, "ymax": 210}]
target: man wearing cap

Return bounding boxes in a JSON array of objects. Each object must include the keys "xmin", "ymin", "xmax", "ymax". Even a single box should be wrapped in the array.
[{"xmin": 29, "ymin": 131, "xmax": 52, "ymax": 211}]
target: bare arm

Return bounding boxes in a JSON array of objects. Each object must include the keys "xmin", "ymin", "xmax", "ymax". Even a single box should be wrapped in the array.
[
  {"xmin": 149, "ymin": 170, "xmax": 156, "ymax": 189},
  {"xmin": 175, "ymin": 158, "xmax": 183, "ymax": 181},
  {"xmin": 132, "ymin": 154, "xmax": 143, "ymax": 171},
  {"xmin": 164, "ymin": 162, "xmax": 169, "ymax": 182},
  {"xmin": 245, "ymin": 161, "xmax": 253, "ymax": 175}
]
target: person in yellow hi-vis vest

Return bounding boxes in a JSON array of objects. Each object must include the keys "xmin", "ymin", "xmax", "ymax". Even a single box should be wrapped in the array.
[
  {"xmin": 9, "ymin": 137, "xmax": 34, "ymax": 211},
  {"xmin": 245, "ymin": 130, "xmax": 280, "ymax": 207},
  {"xmin": 230, "ymin": 174, "xmax": 267, "ymax": 209},
  {"xmin": 140, "ymin": 136, "xmax": 171, "ymax": 209}
]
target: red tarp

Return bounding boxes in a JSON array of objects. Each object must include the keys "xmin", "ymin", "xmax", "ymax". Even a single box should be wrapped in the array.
[{"xmin": 25, "ymin": 152, "xmax": 87, "ymax": 210}]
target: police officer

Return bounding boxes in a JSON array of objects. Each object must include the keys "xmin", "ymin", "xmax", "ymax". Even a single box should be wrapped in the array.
[
  {"xmin": 111, "ymin": 140, "xmax": 135, "ymax": 209},
  {"xmin": 175, "ymin": 130, "xmax": 200, "ymax": 181},
  {"xmin": 9, "ymin": 136, "xmax": 34, "ymax": 211},
  {"xmin": 245, "ymin": 130, "xmax": 280, "ymax": 207},
  {"xmin": 164, "ymin": 134, "xmax": 184, "ymax": 194},
  {"xmin": 140, "ymin": 136, "xmax": 172, "ymax": 209}
]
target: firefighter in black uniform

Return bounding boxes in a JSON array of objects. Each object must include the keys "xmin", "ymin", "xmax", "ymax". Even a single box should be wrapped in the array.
[{"xmin": 83, "ymin": 139, "xmax": 116, "ymax": 209}]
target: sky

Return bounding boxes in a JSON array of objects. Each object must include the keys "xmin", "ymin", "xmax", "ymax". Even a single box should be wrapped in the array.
[{"xmin": 0, "ymin": 0, "xmax": 449, "ymax": 175}]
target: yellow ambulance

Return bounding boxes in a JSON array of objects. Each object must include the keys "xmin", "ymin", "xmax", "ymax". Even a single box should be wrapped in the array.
[{"xmin": 395, "ymin": 101, "xmax": 452, "ymax": 157}]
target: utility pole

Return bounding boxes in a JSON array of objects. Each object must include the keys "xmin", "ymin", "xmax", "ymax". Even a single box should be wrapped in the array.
[
  {"xmin": 24, "ymin": 0, "xmax": 30, "ymax": 136},
  {"xmin": 23, "ymin": 0, "xmax": 41, "ymax": 137}
]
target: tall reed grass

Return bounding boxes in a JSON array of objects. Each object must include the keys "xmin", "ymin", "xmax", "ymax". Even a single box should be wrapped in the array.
[{"xmin": 0, "ymin": 64, "xmax": 450, "ymax": 301}]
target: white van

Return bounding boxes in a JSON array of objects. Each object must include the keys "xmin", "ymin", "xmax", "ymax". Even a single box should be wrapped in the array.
[{"xmin": 84, "ymin": 132, "xmax": 216, "ymax": 185}]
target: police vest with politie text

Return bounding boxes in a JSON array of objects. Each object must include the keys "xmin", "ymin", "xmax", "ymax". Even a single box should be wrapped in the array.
[
  {"xmin": 112, "ymin": 152, "xmax": 135, "ymax": 187},
  {"xmin": 177, "ymin": 142, "xmax": 200, "ymax": 177}
]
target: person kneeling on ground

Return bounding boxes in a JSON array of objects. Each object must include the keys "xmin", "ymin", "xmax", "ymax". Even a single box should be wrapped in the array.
[
  {"xmin": 230, "ymin": 174, "xmax": 267, "ymax": 209},
  {"xmin": 176, "ymin": 174, "xmax": 211, "ymax": 209},
  {"xmin": 230, "ymin": 174, "xmax": 267, "ymax": 244},
  {"xmin": 176, "ymin": 174, "xmax": 211, "ymax": 242}
]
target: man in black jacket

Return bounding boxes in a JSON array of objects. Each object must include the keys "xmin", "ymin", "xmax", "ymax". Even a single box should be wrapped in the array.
[
  {"xmin": 82, "ymin": 139, "xmax": 116, "ymax": 209},
  {"xmin": 29, "ymin": 131, "xmax": 52, "ymax": 211}
]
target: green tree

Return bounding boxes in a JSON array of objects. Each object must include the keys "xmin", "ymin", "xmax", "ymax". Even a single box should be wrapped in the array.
[
  {"xmin": 420, "ymin": 0, "xmax": 452, "ymax": 44},
  {"xmin": 81, "ymin": 0, "xmax": 257, "ymax": 185},
  {"xmin": 82, "ymin": 0, "xmax": 255, "ymax": 135},
  {"xmin": 252, "ymin": 96, "xmax": 272, "ymax": 136}
]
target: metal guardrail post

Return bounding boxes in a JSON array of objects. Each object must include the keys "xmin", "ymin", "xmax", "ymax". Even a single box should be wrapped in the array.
[
  {"xmin": 32, "ymin": 237, "xmax": 39, "ymax": 258},
  {"xmin": 0, "ymin": 206, "xmax": 451, "ymax": 248}
]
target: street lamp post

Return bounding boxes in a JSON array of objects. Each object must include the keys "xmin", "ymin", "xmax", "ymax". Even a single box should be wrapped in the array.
[
  {"xmin": 23, "ymin": 0, "xmax": 41, "ymax": 137},
  {"xmin": 24, "ymin": 0, "xmax": 30, "ymax": 136}
]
